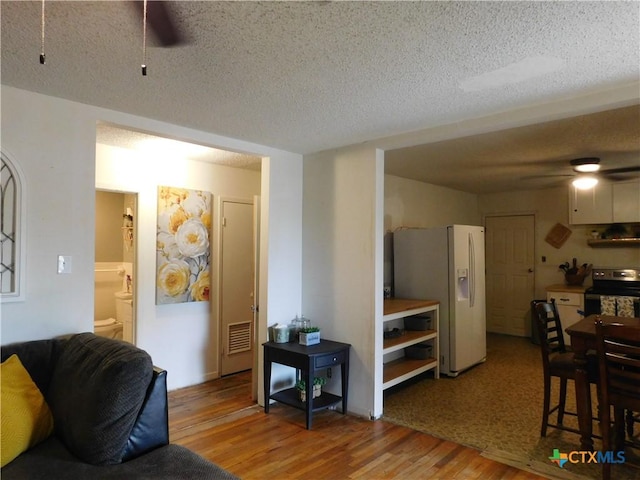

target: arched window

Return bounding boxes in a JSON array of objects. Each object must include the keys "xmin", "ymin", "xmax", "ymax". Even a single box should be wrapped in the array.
[{"xmin": 1, "ymin": 152, "xmax": 26, "ymax": 301}]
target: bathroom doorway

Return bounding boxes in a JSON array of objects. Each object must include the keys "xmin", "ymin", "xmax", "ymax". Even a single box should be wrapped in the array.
[{"xmin": 95, "ymin": 190, "xmax": 137, "ymax": 344}]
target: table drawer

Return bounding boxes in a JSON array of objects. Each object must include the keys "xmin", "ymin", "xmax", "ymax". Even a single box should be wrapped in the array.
[
  {"xmin": 547, "ymin": 291, "xmax": 582, "ymax": 306},
  {"xmin": 315, "ymin": 351, "xmax": 345, "ymax": 368}
]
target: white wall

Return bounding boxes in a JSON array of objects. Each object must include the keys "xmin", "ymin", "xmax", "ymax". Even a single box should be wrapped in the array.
[
  {"xmin": 257, "ymin": 155, "xmax": 303, "ymax": 405},
  {"xmin": 96, "ymin": 142, "xmax": 261, "ymax": 386},
  {"xmin": 384, "ymin": 175, "xmax": 480, "ymax": 231},
  {"xmin": 1, "ymin": 88, "xmax": 97, "ymax": 341},
  {"xmin": 302, "ymin": 145, "xmax": 384, "ymax": 419},
  {"xmin": 1, "ymin": 86, "xmax": 303, "ymax": 393},
  {"xmin": 384, "ymin": 175, "xmax": 480, "ymax": 291}
]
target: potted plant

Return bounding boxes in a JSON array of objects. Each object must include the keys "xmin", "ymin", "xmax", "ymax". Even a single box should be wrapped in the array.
[
  {"xmin": 295, "ymin": 376, "xmax": 326, "ymax": 402},
  {"xmin": 299, "ymin": 326, "xmax": 321, "ymax": 346}
]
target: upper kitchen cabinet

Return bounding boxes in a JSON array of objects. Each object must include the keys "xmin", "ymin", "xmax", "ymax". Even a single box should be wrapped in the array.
[
  {"xmin": 569, "ymin": 180, "xmax": 640, "ymax": 224},
  {"xmin": 613, "ymin": 180, "xmax": 640, "ymax": 223},
  {"xmin": 569, "ymin": 182, "xmax": 613, "ymax": 224}
]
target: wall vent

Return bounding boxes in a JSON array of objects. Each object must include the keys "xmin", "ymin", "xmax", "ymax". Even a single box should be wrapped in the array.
[{"xmin": 228, "ymin": 321, "xmax": 252, "ymax": 354}]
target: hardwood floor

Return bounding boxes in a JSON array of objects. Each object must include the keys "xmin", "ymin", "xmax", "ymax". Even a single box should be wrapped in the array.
[{"xmin": 168, "ymin": 371, "xmax": 547, "ymax": 479}]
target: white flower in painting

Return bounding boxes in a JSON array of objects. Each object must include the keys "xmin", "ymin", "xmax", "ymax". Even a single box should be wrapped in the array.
[
  {"xmin": 157, "ymin": 230, "xmax": 181, "ymax": 260},
  {"xmin": 157, "ymin": 259, "xmax": 191, "ymax": 297},
  {"xmin": 158, "ymin": 203, "xmax": 188, "ymax": 235},
  {"xmin": 190, "ymin": 270, "xmax": 210, "ymax": 302},
  {"xmin": 181, "ymin": 191, "xmax": 208, "ymax": 219},
  {"xmin": 175, "ymin": 218, "xmax": 209, "ymax": 258}
]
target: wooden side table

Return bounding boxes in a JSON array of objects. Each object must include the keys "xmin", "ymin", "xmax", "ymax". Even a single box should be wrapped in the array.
[{"xmin": 263, "ymin": 339, "xmax": 350, "ymax": 429}]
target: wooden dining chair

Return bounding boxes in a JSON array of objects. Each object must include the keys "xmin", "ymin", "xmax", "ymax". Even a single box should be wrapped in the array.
[
  {"xmin": 595, "ymin": 319, "xmax": 640, "ymax": 480},
  {"xmin": 627, "ymin": 410, "xmax": 640, "ymax": 447},
  {"xmin": 531, "ymin": 300, "xmax": 597, "ymax": 437}
]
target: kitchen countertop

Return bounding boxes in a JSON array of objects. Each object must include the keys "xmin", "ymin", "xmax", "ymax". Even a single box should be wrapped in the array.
[{"xmin": 545, "ymin": 284, "xmax": 589, "ymax": 293}]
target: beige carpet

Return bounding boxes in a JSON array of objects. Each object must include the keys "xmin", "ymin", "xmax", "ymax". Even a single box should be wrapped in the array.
[{"xmin": 382, "ymin": 333, "xmax": 639, "ymax": 480}]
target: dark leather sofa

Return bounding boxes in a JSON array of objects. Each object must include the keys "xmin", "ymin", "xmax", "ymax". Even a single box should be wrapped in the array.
[{"xmin": 1, "ymin": 333, "xmax": 238, "ymax": 479}]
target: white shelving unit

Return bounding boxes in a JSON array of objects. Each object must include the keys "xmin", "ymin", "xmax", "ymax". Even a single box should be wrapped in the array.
[{"xmin": 382, "ymin": 298, "xmax": 439, "ymax": 390}]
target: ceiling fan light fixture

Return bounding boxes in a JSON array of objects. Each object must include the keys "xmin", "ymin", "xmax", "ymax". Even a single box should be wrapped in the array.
[
  {"xmin": 572, "ymin": 175, "xmax": 598, "ymax": 190},
  {"xmin": 571, "ymin": 157, "xmax": 600, "ymax": 173}
]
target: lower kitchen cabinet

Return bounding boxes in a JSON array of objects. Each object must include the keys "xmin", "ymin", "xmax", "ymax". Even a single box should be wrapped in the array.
[{"xmin": 545, "ymin": 284, "xmax": 586, "ymax": 345}]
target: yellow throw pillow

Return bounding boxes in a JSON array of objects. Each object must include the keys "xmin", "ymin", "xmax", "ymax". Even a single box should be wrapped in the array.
[{"xmin": 1, "ymin": 354, "xmax": 54, "ymax": 467}]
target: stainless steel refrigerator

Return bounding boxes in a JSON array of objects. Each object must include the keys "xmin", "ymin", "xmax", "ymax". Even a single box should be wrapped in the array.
[{"xmin": 393, "ymin": 225, "xmax": 486, "ymax": 377}]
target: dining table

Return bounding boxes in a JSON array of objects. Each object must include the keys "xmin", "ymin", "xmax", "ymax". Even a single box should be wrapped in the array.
[{"xmin": 566, "ymin": 314, "xmax": 640, "ymax": 451}]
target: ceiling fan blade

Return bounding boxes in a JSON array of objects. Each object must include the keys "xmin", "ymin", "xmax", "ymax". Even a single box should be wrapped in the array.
[
  {"xmin": 601, "ymin": 166, "xmax": 640, "ymax": 176},
  {"xmin": 520, "ymin": 174, "xmax": 573, "ymax": 181},
  {"xmin": 132, "ymin": 1, "xmax": 185, "ymax": 47}
]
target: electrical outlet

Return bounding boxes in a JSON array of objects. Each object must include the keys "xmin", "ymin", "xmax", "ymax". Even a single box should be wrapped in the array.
[{"xmin": 327, "ymin": 367, "xmax": 332, "ymax": 378}]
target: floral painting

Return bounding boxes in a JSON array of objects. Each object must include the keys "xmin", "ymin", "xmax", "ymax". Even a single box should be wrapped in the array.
[{"xmin": 156, "ymin": 186, "xmax": 212, "ymax": 305}]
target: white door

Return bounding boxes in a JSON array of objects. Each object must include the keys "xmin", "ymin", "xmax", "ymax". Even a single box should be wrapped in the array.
[
  {"xmin": 485, "ymin": 215, "xmax": 535, "ymax": 337},
  {"xmin": 220, "ymin": 199, "xmax": 254, "ymax": 375}
]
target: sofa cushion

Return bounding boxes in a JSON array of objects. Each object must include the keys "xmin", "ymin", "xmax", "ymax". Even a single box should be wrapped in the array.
[
  {"xmin": 1, "ymin": 439, "xmax": 240, "ymax": 480},
  {"xmin": 48, "ymin": 333, "xmax": 153, "ymax": 465},
  {"xmin": 0, "ymin": 338, "xmax": 64, "ymax": 401},
  {"xmin": 0, "ymin": 354, "xmax": 54, "ymax": 467}
]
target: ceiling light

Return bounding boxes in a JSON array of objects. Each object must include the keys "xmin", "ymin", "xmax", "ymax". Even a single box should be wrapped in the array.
[
  {"xmin": 570, "ymin": 157, "xmax": 600, "ymax": 173},
  {"xmin": 572, "ymin": 175, "xmax": 598, "ymax": 190}
]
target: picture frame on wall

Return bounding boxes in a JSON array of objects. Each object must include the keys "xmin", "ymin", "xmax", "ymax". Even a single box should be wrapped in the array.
[{"xmin": 156, "ymin": 186, "xmax": 212, "ymax": 305}]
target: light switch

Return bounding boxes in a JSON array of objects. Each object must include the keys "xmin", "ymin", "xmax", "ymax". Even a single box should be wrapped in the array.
[{"xmin": 57, "ymin": 255, "xmax": 72, "ymax": 274}]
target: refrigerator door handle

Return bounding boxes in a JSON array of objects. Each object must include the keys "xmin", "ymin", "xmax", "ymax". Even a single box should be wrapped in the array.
[{"xmin": 469, "ymin": 232, "xmax": 475, "ymax": 307}]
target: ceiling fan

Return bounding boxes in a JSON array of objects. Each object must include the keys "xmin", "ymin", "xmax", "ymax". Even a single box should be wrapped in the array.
[
  {"xmin": 130, "ymin": 1, "xmax": 187, "ymax": 47},
  {"xmin": 39, "ymin": 1, "xmax": 186, "ymax": 73},
  {"xmin": 569, "ymin": 157, "xmax": 640, "ymax": 188},
  {"xmin": 522, "ymin": 157, "xmax": 640, "ymax": 188}
]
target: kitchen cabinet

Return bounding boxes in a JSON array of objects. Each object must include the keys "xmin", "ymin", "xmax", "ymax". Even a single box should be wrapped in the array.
[
  {"xmin": 569, "ymin": 180, "xmax": 640, "ymax": 224},
  {"xmin": 382, "ymin": 298, "xmax": 439, "ymax": 390},
  {"xmin": 569, "ymin": 183, "xmax": 613, "ymax": 224},
  {"xmin": 613, "ymin": 181, "xmax": 640, "ymax": 223},
  {"xmin": 545, "ymin": 285, "xmax": 586, "ymax": 345}
]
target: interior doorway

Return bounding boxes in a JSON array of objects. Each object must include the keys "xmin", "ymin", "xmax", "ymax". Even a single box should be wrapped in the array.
[
  {"xmin": 485, "ymin": 214, "xmax": 535, "ymax": 337},
  {"xmin": 219, "ymin": 198, "xmax": 255, "ymax": 376},
  {"xmin": 94, "ymin": 190, "xmax": 137, "ymax": 344}
]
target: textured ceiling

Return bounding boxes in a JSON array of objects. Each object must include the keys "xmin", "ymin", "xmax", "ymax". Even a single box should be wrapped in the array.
[
  {"xmin": 2, "ymin": 1, "xmax": 639, "ymax": 193},
  {"xmin": 387, "ymin": 105, "xmax": 640, "ymax": 194}
]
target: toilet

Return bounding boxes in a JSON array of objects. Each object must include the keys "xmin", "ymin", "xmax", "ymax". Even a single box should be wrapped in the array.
[
  {"xmin": 94, "ymin": 290, "xmax": 132, "ymax": 342},
  {"xmin": 94, "ymin": 317, "xmax": 123, "ymax": 340},
  {"xmin": 114, "ymin": 291, "xmax": 133, "ymax": 343}
]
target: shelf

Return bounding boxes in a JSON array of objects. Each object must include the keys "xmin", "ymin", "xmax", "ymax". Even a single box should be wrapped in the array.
[
  {"xmin": 383, "ymin": 357, "xmax": 438, "ymax": 390},
  {"xmin": 587, "ymin": 238, "xmax": 640, "ymax": 247},
  {"xmin": 383, "ymin": 298, "xmax": 439, "ymax": 321},
  {"xmin": 270, "ymin": 388, "xmax": 343, "ymax": 412},
  {"xmin": 381, "ymin": 298, "xmax": 440, "ymax": 392},
  {"xmin": 383, "ymin": 329, "xmax": 436, "ymax": 354}
]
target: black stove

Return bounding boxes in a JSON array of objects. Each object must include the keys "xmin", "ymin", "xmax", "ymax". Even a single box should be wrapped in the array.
[{"xmin": 584, "ymin": 267, "xmax": 640, "ymax": 317}]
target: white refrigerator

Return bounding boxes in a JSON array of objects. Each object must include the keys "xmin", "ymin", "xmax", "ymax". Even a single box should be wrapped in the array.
[{"xmin": 393, "ymin": 225, "xmax": 486, "ymax": 377}]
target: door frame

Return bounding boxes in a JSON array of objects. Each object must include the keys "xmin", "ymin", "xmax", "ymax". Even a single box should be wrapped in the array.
[
  {"xmin": 94, "ymin": 188, "xmax": 138, "ymax": 345},
  {"xmin": 251, "ymin": 195, "xmax": 261, "ymax": 401},
  {"xmin": 217, "ymin": 196, "xmax": 257, "ymax": 379}
]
